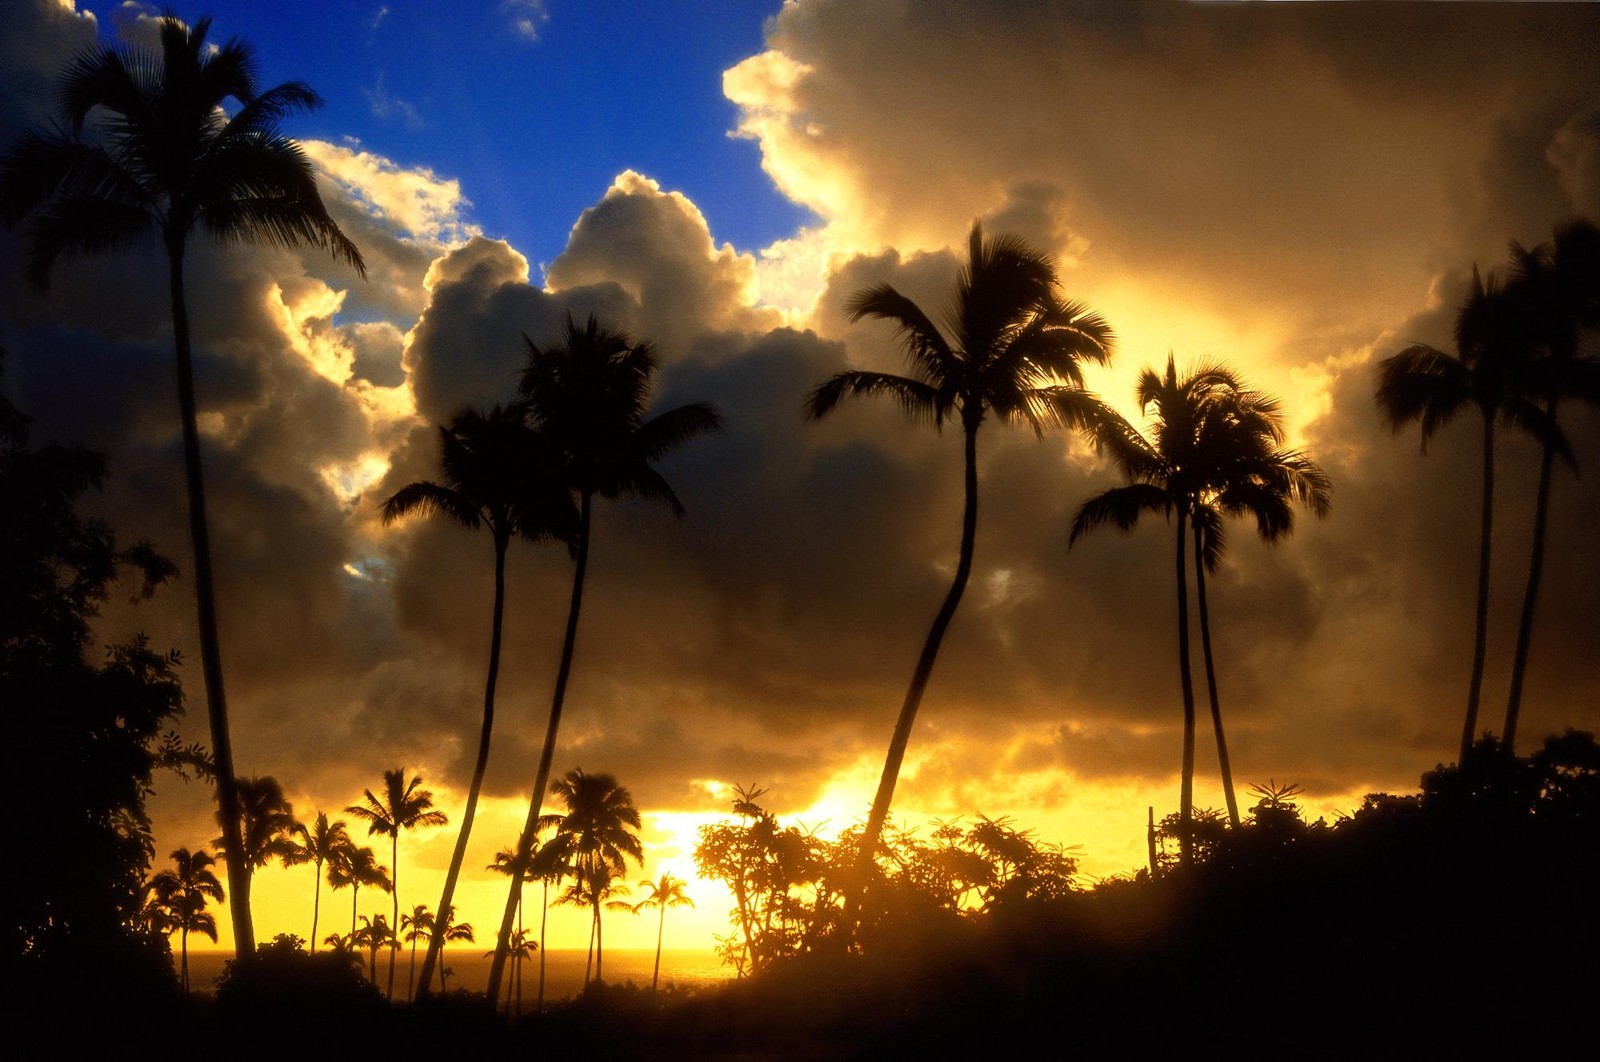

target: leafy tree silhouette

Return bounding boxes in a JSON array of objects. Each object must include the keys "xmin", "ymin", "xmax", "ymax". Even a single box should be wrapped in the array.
[
  {"xmin": 283, "ymin": 812, "xmax": 352, "ymax": 953},
  {"xmin": 346, "ymin": 769, "xmax": 447, "ymax": 997},
  {"xmin": 0, "ymin": 16, "xmax": 364, "ymax": 955},
  {"xmin": 1072, "ymin": 359, "xmax": 1326, "ymax": 857},
  {"xmin": 149, "ymin": 847, "xmax": 225, "ymax": 992},
  {"xmin": 1500, "ymin": 220, "xmax": 1600, "ymax": 751},
  {"xmin": 807, "ymin": 222, "xmax": 1111, "ymax": 930},
  {"xmin": 483, "ymin": 313, "xmax": 720, "ymax": 1002},
  {"xmin": 1376, "ymin": 268, "xmax": 1566, "ymax": 762},
  {"xmin": 382, "ymin": 406, "xmax": 574, "ymax": 1000}
]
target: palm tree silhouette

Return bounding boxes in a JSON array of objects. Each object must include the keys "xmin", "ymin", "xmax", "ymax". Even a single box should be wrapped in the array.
[
  {"xmin": 327, "ymin": 843, "xmax": 389, "ymax": 938},
  {"xmin": 1376, "ymin": 268, "xmax": 1564, "ymax": 762},
  {"xmin": 283, "ymin": 811, "xmax": 351, "ymax": 952},
  {"xmin": 399, "ymin": 903, "xmax": 433, "ymax": 1002},
  {"xmin": 1072, "ymin": 358, "xmax": 1328, "ymax": 856},
  {"xmin": 527, "ymin": 838, "xmax": 570, "ymax": 1011},
  {"xmin": 542, "ymin": 769, "xmax": 643, "ymax": 985},
  {"xmin": 0, "ymin": 16, "xmax": 363, "ymax": 956},
  {"xmin": 1501, "ymin": 221, "xmax": 1600, "ymax": 752},
  {"xmin": 484, "ymin": 313, "xmax": 720, "ymax": 1002},
  {"xmin": 634, "ymin": 872, "xmax": 695, "ymax": 992},
  {"xmin": 149, "ymin": 847, "xmax": 225, "ymax": 992},
  {"xmin": 346, "ymin": 769, "xmax": 447, "ymax": 997},
  {"xmin": 430, "ymin": 905, "xmax": 475, "ymax": 993},
  {"xmin": 220, "ymin": 775, "xmax": 297, "ymax": 870},
  {"xmin": 383, "ymin": 408, "xmax": 574, "ymax": 1000},
  {"xmin": 806, "ymin": 222, "xmax": 1112, "ymax": 923},
  {"xmin": 352, "ymin": 913, "xmax": 396, "ymax": 984},
  {"xmin": 488, "ymin": 846, "xmax": 542, "ymax": 1014}
]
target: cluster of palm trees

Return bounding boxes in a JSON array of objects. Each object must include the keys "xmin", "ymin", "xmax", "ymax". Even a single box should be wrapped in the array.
[{"xmin": 1377, "ymin": 220, "xmax": 1600, "ymax": 761}]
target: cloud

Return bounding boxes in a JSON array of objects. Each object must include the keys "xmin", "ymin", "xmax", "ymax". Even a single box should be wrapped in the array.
[
  {"xmin": 303, "ymin": 139, "xmax": 474, "ymax": 245},
  {"xmin": 363, "ymin": 72, "xmax": 426, "ymax": 132},
  {"xmin": 501, "ymin": 0, "xmax": 548, "ymax": 43}
]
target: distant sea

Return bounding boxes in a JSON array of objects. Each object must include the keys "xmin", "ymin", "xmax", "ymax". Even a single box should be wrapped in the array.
[{"xmin": 184, "ymin": 948, "xmax": 731, "ymax": 1001}]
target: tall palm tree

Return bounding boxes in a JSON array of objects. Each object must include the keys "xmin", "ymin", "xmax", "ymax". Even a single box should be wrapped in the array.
[
  {"xmin": 541, "ymin": 769, "xmax": 643, "ymax": 985},
  {"xmin": 149, "ymin": 847, "xmax": 224, "ymax": 992},
  {"xmin": 527, "ymin": 837, "xmax": 570, "ymax": 1011},
  {"xmin": 283, "ymin": 811, "xmax": 351, "ymax": 952},
  {"xmin": 483, "ymin": 314, "xmax": 721, "ymax": 1002},
  {"xmin": 383, "ymin": 407, "xmax": 574, "ymax": 1000},
  {"xmin": 346, "ymin": 769, "xmax": 447, "ymax": 997},
  {"xmin": 399, "ymin": 904, "xmax": 433, "ymax": 1002},
  {"xmin": 0, "ymin": 16, "xmax": 364, "ymax": 956},
  {"xmin": 634, "ymin": 872, "xmax": 695, "ymax": 992},
  {"xmin": 1072, "ymin": 359, "xmax": 1327, "ymax": 856},
  {"xmin": 1376, "ymin": 268, "xmax": 1564, "ymax": 762},
  {"xmin": 219, "ymin": 775, "xmax": 297, "ymax": 870},
  {"xmin": 1501, "ymin": 221, "xmax": 1600, "ymax": 751},
  {"xmin": 806, "ymin": 223, "xmax": 1112, "ymax": 922},
  {"xmin": 327, "ymin": 843, "xmax": 389, "ymax": 937}
]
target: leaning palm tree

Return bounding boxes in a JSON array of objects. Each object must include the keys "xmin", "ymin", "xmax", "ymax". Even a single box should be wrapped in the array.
[
  {"xmin": 1072, "ymin": 359, "xmax": 1326, "ymax": 858},
  {"xmin": 483, "ymin": 314, "xmax": 721, "ymax": 1002},
  {"xmin": 149, "ymin": 847, "xmax": 225, "ymax": 992},
  {"xmin": 0, "ymin": 16, "xmax": 364, "ymax": 955},
  {"xmin": 283, "ymin": 811, "xmax": 351, "ymax": 952},
  {"xmin": 634, "ymin": 872, "xmax": 695, "ymax": 992},
  {"xmin": 541, "ymin": 769, "xmax": 643, "ymax": 985},
  {"xmin": 1376, "ymin": 268, "xmax": 1564, "ymax": 762},
  {"xmin": 384, "ymin": 408, "xmax": 574, "ymax": 1001},
  {"xmin": 327, "ymin": 843, "xmax": 390, "ymax": 937},
  {"xmin": 347, "ymin": 769, "xmax": 447, "ymax": 998},
  {"xmin": 807, "ymin": 222, "xmax": 1112, "ymax": 923},
  {"xmin": 1501, "ymin": 221, "xmax": 1600, "ymax": 752}
]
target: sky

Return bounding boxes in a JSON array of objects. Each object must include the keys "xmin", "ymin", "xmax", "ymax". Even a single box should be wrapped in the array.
[{"xmin": 4, "ymin": 0, "xmax": 1600, "ymax": 960}]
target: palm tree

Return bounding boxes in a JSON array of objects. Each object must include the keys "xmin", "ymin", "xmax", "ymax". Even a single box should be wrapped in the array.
[
  {"xmin": 383, "ymin": 408, "xmax": 573, "ymax": 1000},
  {"xmin": 541, "ymin": 769, "xmax": 643, "ymax": 985},
  {"xmin": 0, "ymin": 16, "xmax": 364, "ymax": 955},
  {"xmin": 399, "ymin": 904, "xmax": 433, "ymax": 1002},
  {"xmin": 488, "ymin": 847, "xmax": 541, "ymax": 1014},
  {"xmin": 352, "ymin": 913, "xmax": 396, "ymax": 984},
  {"xmin": 484, "ymin": 313, "xmax": 721, "ymax": 1002},
  {"xmin": 527, "ymin": 837, "xmax": 570, "ymax": 1011},
  {"xmin": 634, "ymin": 872, "xmax": 695, "ymax": 992},
  {"xmin": 1376, "ymin": 268, "xmax": 1564, "ymax": 762},
  {"xmin": 485, "ymin": 929, "xmax": 539, "ymax": 1018},
  {"xmin": 346, "ymin": 769, "xmax": 447, "ymax": 997},
  {"xmin": 1501, "ymin": 221, "xmax": 1600, "ymax": 752},
  {"xmin": 1071, "ymin": 359, "xmax": 1327, "ymax": 856},
  {"xmin": 327, "ymin": 843, "xmax": 390, "ymax": 937},
  {"xmin": 430, "ymin": 905, "xmax": 475, "ymax": 993},
  {"xmin": 149, "ymin": 847, "xmax": 224, "ymax": 992},
  {"xmin": 806, "ymin": 223, "xmax": 1112, "ymax": 922},
  {"xmin": 219, "ymin": 775, "xmax": 297, "ymax": 870},
  {"xmin": 283, "ymin": 811, "xmax": 351, "ymax": 952}
]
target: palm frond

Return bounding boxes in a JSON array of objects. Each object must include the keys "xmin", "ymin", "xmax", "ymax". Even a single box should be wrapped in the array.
[
  {"xmin": 637, "ymin": 402, "xmax": 723, "ymax": 460},
  {"xmin": 1069, "ymin": 484, "xmax": 1171, "ymax": 546},
  {"xmin": 381, "ymin": 480, "xmax": 480, "ymax": 529},
  {"xmin": 1374, "ymin": 343, "xmax": 1471, "ymax": 447},
  {"xmin": 804, "ymin": 370, "xmax": 944, "ymax": 425},
  {"xmin": 844, "ymin": 283, "xmax": 954, "ymax": 382}
]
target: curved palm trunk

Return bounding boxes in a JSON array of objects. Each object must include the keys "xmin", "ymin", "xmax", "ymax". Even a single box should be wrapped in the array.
[
  {"xmin": 309, "ymin": 856, "xmax": 323, "ymax": 953},
  {"xmin": 1175, "ymin": 506, "xmax": 1197, "ymax": 866},
  {"xmin": 489, "ymin": 492, "xmax": 593, "ymax": 1003},
  {"xmin": 180, "ymin": 924, "xmax": 189, "ymax": 993},
  {"xmin": 387, "ymin": 833, "xmax": 399, "ymax": 997},
  {"xmin": 537, "ymin": 877, "xmax": 549, "ymax": 1012},
  {"xmin": 652, "ymin": 901, "xmax": 666, "ymax": 992},
  {"xmin": 169, "ymin": 241, "xmax": 252, "ymax": 959},
  {"xmin": 416, "ymin": 535, "xmax": 509, "ymax": 998},
  {"xmin": 1461, "ymin": 412, "xmax": 1495, "ymax": 763},
  {"xmin": 1193, "ymin": 525, "xmax": 1240, "ymax": 828},
  {"xmin": 1503, "ymin": 397, "xmax": 1559, "ymax": 754},
  {"xmin": 593, "ymin": 896, "xmax": 604, "ymax": 983},
  {"xmin": 408, "ymin": 933, "xmax": 418, "ymax": 1001},
  {"xmin": 845, "ymin": 421, "xmax": 981, "ymax": 935}
]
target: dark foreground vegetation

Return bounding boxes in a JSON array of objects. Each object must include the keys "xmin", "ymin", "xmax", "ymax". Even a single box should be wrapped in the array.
[{"xmin": 9, "ymin": 733, "xmax": 1596, "ymax": 1058}]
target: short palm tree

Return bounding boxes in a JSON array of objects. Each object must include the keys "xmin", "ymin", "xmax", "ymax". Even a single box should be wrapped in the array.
[
  {"xmin": 430, "ymin": 905, "xmax": 475, "ymax": 993},
  {"xmin": 485, "ymin": 314, "xmax": 720, "ymax": 1002},
  {"xmin": 807, "ymin": 222, "xmax": 1112, "ymax": 923},
  {"xmin": 399, "ymin": 904, "xmax": 433, "ymax": 1002},
  {"xmin": 542, "ymin": 769, "xmax": 643, "ymax": 985},
  {"xmin": 352, "ymin": 913, "xmax": 396, "ymax": 983},
  {"xmin": 634, "ymin": 872, "xmax": 695, "ymax": 992},
  {"xmin": 488, "ymin": 847, "xmax": 541, "ymax": 1014},
  {"xmin": 1376, "ymin": 268, "xmax": 1565, "ymax": 762},
  {"xmin": 384, "ymin": 408, "xmax": 574, "ymax": 1000},
  {"xmin": 1072, "ymin": 358, "xmax": 1328, "ymax": 856},
  {"xmin": 346, "ymin": 769, "xmax": 447, "ymax": 997},
  {"xmin": 1501, "ymin": 221, "xmax": 1600, "ymax": 751},
  {"xmin": 327, "ymin": 843, "xmax": 390, "ymax": 937},
  {"xmin": 0, "ymin": 16, "xmax": 364, "ymax": 955},
  {"xmin": 149, "ymin": 847, "xmax": 225, "ymax": 992},
  {"xmin": 283, "ymin": 811, "xmax": 351, "ymax": 952}
]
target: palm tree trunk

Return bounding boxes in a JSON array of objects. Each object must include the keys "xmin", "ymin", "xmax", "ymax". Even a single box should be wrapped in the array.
[
  {"xmin": 514, "ymin": 888, "xmax": 523, "ymax": 1018},
  {"xmin": 350, "ymin": 884, "xmax": 358, "ymax": 936},
  {"xmin": 593, "ymin": 895, "xmax": 604, "ymax": 983},
  {"xmin": 309, "ymin": 857, "xmax": 322, "ymax": 953},
  {"xmin": 538, "ymin": 877, "xmax": 549, "ymax": 1012},
  {"xmin": 180, "ymin": 924, "xmax": 189, "ymax": 993},
  {"xmin": 1503, "ymin": 398, "xmax": 1558, "ymax": 754},
  {"xmin": 408, "ymin": 933, "xmax": 418, "ymax": 1002},
  {"xmin": 417, "ymin": 536, "xmax": 510, "ymax": 998},
  {"xmin": 490, "ymin": 492, "xmax": 593, "ymax": 1002},
  {"xmin": 1175, "ymin": 505, "xmax": 1197, "ymax": 866},
  {"xmin": 1193, "ymin": 524, "xmax": 1240, "ymax": 828},
  {"xmin": 1461, "ymin": 412, "xmax": 1495, "ymax": 763},
  {"xmin": 584, "ymin": 904, "xmax": 596, "ymax": 985},
  {"xmin": 653, "ymin": 901, "xmax": 665, "ymax": 992},
  {"xmin": 845, "ymin": 420, "xmax": 981, "ymax": 935},
  {"xmin": 388, "ymin": 833, "xmax": 399, "ymax": 998},
  {"xmin": 169, "ymin": 239, "xmax": 252, "ymax": 959}
]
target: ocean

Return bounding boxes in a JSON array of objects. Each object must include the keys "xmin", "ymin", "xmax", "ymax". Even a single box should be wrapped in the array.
[{"xmin": 183, "ymin": 947, "xmax": 731, "ymax": 1002}]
